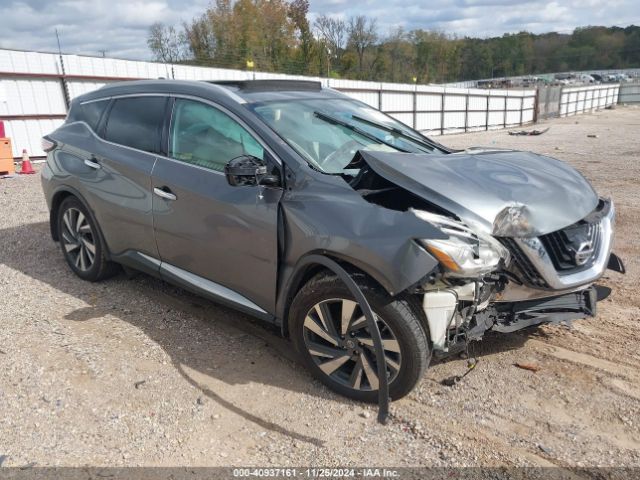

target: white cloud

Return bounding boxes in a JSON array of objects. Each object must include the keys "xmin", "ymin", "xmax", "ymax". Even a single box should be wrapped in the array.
[{"xmin": 0, "ymin": 0, "xmax": 638, "ymax": 60}]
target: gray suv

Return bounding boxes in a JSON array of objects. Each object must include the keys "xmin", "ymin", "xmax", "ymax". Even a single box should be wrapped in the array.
[{"xmin": 41, "ymin": 80, "xmax": 625, "ymax": 401}]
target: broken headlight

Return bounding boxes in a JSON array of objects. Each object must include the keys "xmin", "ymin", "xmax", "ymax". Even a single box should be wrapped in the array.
[
  {"xmin": 492, "ymin": 203, "xmax": 533, "ymax": 237},
  {"xmin": 413, "ymin": 210, "xmax": 510, "ymax": 277}
]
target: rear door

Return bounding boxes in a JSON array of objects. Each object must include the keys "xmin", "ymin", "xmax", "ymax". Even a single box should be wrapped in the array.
[
  {"xmin": 83, "ymin": 96, "xmax": 168, "ymax": 263},
  {"xmin": 151, "ymin": 97, "xmax": 282, "ymax": 314}
]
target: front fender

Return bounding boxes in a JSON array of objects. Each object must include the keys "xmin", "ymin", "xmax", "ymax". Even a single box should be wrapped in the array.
[{"xmin": 275, "ymin": 175, "xmax": 444, "ymax": 323}]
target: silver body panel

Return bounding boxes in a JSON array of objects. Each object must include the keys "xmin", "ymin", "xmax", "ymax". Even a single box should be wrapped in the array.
[{"xmin": 359, "ymin": 149, "xmax": 599, "ymax": 237}]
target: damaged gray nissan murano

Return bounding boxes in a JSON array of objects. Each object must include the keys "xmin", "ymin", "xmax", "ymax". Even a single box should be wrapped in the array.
[{"xmin": 41, "ymin": 80, "xmax": 626, "ymax": 401}]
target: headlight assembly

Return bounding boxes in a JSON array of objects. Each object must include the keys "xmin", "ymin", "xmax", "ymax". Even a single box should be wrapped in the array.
[
  {"xmin": 492, "ymin": 203, "xmax": 533, "ymax": 237},
  {"xmin": 412, "ymin": 210, "xmax": 510, "ymax": 277}
]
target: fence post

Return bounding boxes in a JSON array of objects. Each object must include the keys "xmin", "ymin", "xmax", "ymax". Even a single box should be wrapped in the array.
[
  {"xmin": 464, "ymin": 92, "xmax": 469, "ymax": 132},
  {"xmin": 440, "ymin": 92, "xmax": 445, "ymax": 135},
  {"xmin": 558, "ymin": 87, "xmax": 564, "ymax": 117},
  {"xmin": 503, "ymin": 95, "xmax": 507, "ymax": 129},
  {"xmin": 413, "ymin": 88, "xmax": 418, "ymax": 130},
  {"xmin": 485, "ymin": 94, "xmax": 490, "ymax": 131},
  {"xmin": 519, "ymin": 96, "xmax": 524, "ymax": 126}
]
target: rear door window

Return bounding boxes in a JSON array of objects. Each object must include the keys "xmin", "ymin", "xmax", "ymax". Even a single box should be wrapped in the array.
[{"xmin": 104, "ymin": 97, "xmax": 167, "ymax": 154}]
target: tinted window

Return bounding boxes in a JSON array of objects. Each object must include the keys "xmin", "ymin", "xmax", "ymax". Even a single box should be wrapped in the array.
[
  {"xmin": 67, "ymin": 99, "xmax": 108, "ymax": 132},
  {"xmin": 81, "ymin": 100, "xmax": 109, "ymax": 131},
  {"xmin": 104, "ymin": 97, "xmax": 167, "ymax": 153},
  {"xmin": 169, "ymin": 99, "xmax": 263, "ymax": 172}
]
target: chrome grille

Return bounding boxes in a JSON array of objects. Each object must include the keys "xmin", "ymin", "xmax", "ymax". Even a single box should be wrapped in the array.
[
  {"xmin": 507, "ymin": 198, "xmax": 614, "ymax": 291},
  {"xmin": 539, "ymin": 221, "xmax": 601, "ymax": 272},
  {"xmin": 500, "ymin": 238, "xmax": 549, "ymax": 288}
]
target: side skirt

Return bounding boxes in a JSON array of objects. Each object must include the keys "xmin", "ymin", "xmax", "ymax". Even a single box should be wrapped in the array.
[{"xmin": 111, "ymin": 250, "xmax": 275, "ymax": 323}]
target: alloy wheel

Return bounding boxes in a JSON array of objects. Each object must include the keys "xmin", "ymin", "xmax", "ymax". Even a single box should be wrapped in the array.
[
  {"xmin": 61, "ymin": 207, "xmax": 96, "ymax": 272},
  {"xmin": 302, "ymin": 298, "xmax": 402, "ymax": 391}
]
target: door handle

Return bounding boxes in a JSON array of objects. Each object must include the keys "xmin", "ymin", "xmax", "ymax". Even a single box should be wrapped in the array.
[
  {"xmin": 154, "ymin": 187, "xmax": 177, "ymax": 201},
  {"xmin": 84, "ymin": 158, "xmax": 101, "ymax": 169}
]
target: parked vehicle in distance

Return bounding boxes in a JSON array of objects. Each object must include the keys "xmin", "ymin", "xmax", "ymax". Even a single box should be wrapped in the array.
[
  {"xmin": 577, "ymin": 73, "xmax": 595, "ymax": 83},
  {"xmin": 41, "ymin": 80, "xmax": 626, "ymax": 401},
  {"xmin": 615, "ymin": 73, "xmax": 632, "ymax": 83},
  {"xmin": 554, "ymin": 73, "xmax": 574, "ymax": 85}
]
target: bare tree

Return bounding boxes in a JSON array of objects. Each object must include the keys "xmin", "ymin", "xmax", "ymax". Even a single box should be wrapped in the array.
[
  {"xmin": 347, "ymin": 15, "xmax": 377, "ymax": 73},
  {"xmin": 314, "ymin": 14, "xmax": 347, "ymax": 65},
  {"xmin": 147, "ymin": 22, "xmax": 187, "ymax": 63}
]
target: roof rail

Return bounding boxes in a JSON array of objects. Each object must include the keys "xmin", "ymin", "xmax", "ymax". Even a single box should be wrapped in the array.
[{"xmin": 208, "ymin": 79, "xmax": 322, "ymax": 92}]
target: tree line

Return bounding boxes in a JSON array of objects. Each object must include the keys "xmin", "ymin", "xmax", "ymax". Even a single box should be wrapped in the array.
[{"xmin": 147, "ymin": 0, "xmax": 640, "ymax": 84}]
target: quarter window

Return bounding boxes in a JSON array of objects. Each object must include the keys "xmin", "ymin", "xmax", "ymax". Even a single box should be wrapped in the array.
[
  {"xmin": 81, "ymin": 100, "xmax": 109, "ymax": 131},
  {"xmin": 68, "ymin": 99, "xmax": 109, "ymax": 132},
  {"xmin": 169, "ymin": 99, "xmax": 263, "ymax": 172},
  {"xmin": 104, "ymin": 97, "xmax": 167, "ymax": 153}
]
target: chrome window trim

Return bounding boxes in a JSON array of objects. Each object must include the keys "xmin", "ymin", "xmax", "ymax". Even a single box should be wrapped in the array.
[
  {"xmin": 77, "ymin": 93, "xmax": 282, "ymax": 167},
  {"xmin": 514, "ymin": 201, "xmax": 614, "ymax": 290}
]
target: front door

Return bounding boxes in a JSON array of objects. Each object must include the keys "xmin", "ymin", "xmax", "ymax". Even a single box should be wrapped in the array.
[{"xmin": 151, "ymin": 98, "xmax": 282, "ymax": 314}]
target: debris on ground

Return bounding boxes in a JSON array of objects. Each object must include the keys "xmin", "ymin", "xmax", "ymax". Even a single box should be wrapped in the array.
[
  {"xmin": 514, "ymin": 362, "xmax": 541, "ymax": 373},
  {"xmin": 441, "ymin": 358, "xmax": 478, "ymax": 386},
  {"xmin": 587, "ymin": 134, "xmax": 599, "ymax": 138},
  {"xmin": 538, "ymin": 444, "xmax": 553, "ymax": 455},
  {"xmin": 508, "ymin": 127, "xmax": 549, "ymax": 136},
  {"xmin": 134, "ymin": 380, "xmax": 146, "ymax": 389}
]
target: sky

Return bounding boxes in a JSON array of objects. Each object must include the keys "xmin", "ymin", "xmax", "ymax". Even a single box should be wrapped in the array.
[{"xmin": 0, "ymin": 0, "xmax": 638, "ymax": 60}]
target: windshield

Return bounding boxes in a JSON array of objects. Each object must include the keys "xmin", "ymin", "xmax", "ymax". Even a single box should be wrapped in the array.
[{"xmin": 249, "ymin": 97, "xmax": 441, "ymax": 174}]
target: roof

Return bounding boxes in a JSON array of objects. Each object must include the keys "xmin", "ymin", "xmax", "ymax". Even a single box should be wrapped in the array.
[{"xmin": 77, "ymin": 79, "xmax": 346, "ymax": 105}]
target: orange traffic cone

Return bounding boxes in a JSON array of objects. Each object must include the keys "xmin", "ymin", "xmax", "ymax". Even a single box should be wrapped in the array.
[{"xmin": 19, "ymin": 149, "xmax": 35, "ymax": 174}]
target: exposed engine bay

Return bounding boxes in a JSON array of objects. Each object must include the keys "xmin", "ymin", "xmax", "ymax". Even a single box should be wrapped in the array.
[{"xmin": 343, "ymin": 149, "xmax": 626, "ymax": 355}]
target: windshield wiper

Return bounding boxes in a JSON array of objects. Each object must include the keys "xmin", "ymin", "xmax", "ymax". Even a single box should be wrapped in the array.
[
  {"xmin": 350, "ymin": 114, "xmax": 441, "ymax": 151},
  {"xmin": 313, "ymin": 111, "xmax": 410, "ymax": 153}
]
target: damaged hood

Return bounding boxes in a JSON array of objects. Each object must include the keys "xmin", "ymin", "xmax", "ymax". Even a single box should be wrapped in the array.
[{"xmin": 359, "ymin": 149, "xmax": 599, "ymax": 237}]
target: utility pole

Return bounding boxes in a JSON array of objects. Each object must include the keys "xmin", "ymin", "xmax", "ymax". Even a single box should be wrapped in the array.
[
  {"xmin": 55, "ymin": 28, "xmax": 70, "ymax": 111},
  {"xmin": 326, "ymin": 48, "xmax": 331, "ymax": 78}
]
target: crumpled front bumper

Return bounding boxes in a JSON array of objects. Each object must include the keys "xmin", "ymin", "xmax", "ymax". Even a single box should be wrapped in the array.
[{"xmin": 491, "ymin": 286, "xmax": 603, "ymax": 333}]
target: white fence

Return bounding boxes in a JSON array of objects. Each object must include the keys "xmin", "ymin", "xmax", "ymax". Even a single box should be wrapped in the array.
[
  {"xmin": 619, "ymin": 83, "xmax": 640, "ymax": 104},
  {"xmin": 0, "ymin": 48, "xmax": 540, "ymax": 158},
  {"xmin": 0, "ymin": 48, "xmax": 624, "ymax": 158},
  {"xmin": 558, "ymin": 84, "xmax": 620, "ymax": 116}
]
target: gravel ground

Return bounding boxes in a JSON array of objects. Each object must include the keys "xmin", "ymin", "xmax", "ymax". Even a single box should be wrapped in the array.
[{"xmin": 0, "ymin": 106, "xmax": 639, "ymax": 468}]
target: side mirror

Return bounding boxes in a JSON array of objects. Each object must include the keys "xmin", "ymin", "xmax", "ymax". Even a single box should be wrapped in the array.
[
  {"xmin": 258, "ymin": 174, "xmax": 281, "ymax": 187},
  {"xmin": 225, "ymin": 155, "xmax": 280, "ymax": 187}
]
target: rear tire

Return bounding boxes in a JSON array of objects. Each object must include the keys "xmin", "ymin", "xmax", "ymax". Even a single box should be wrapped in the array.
[
  {"xmin": 289, "ymin": 273, "xmax": 430, "ymax": 402},
  {"xmin": 57, "ymin": 196, "xmax": 119, "ymax": 282}
]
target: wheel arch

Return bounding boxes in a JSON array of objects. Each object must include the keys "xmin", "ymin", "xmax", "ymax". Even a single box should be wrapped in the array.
[
  {"xmin": 49, "ymin": 186, "xmax": 111, "ymax": 260},
  {"xmin": 277, "ymin": 251, "xmax": 390, "ymax": 338}
]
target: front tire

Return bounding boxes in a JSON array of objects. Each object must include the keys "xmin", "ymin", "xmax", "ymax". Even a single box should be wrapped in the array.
[
  {"xmin": 57, "ymin": 196, "xmax": 119, "ymax": 281},
  {"xmin": 289, "ymin": 273, "xmax": 430, "ymax": 402}
]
